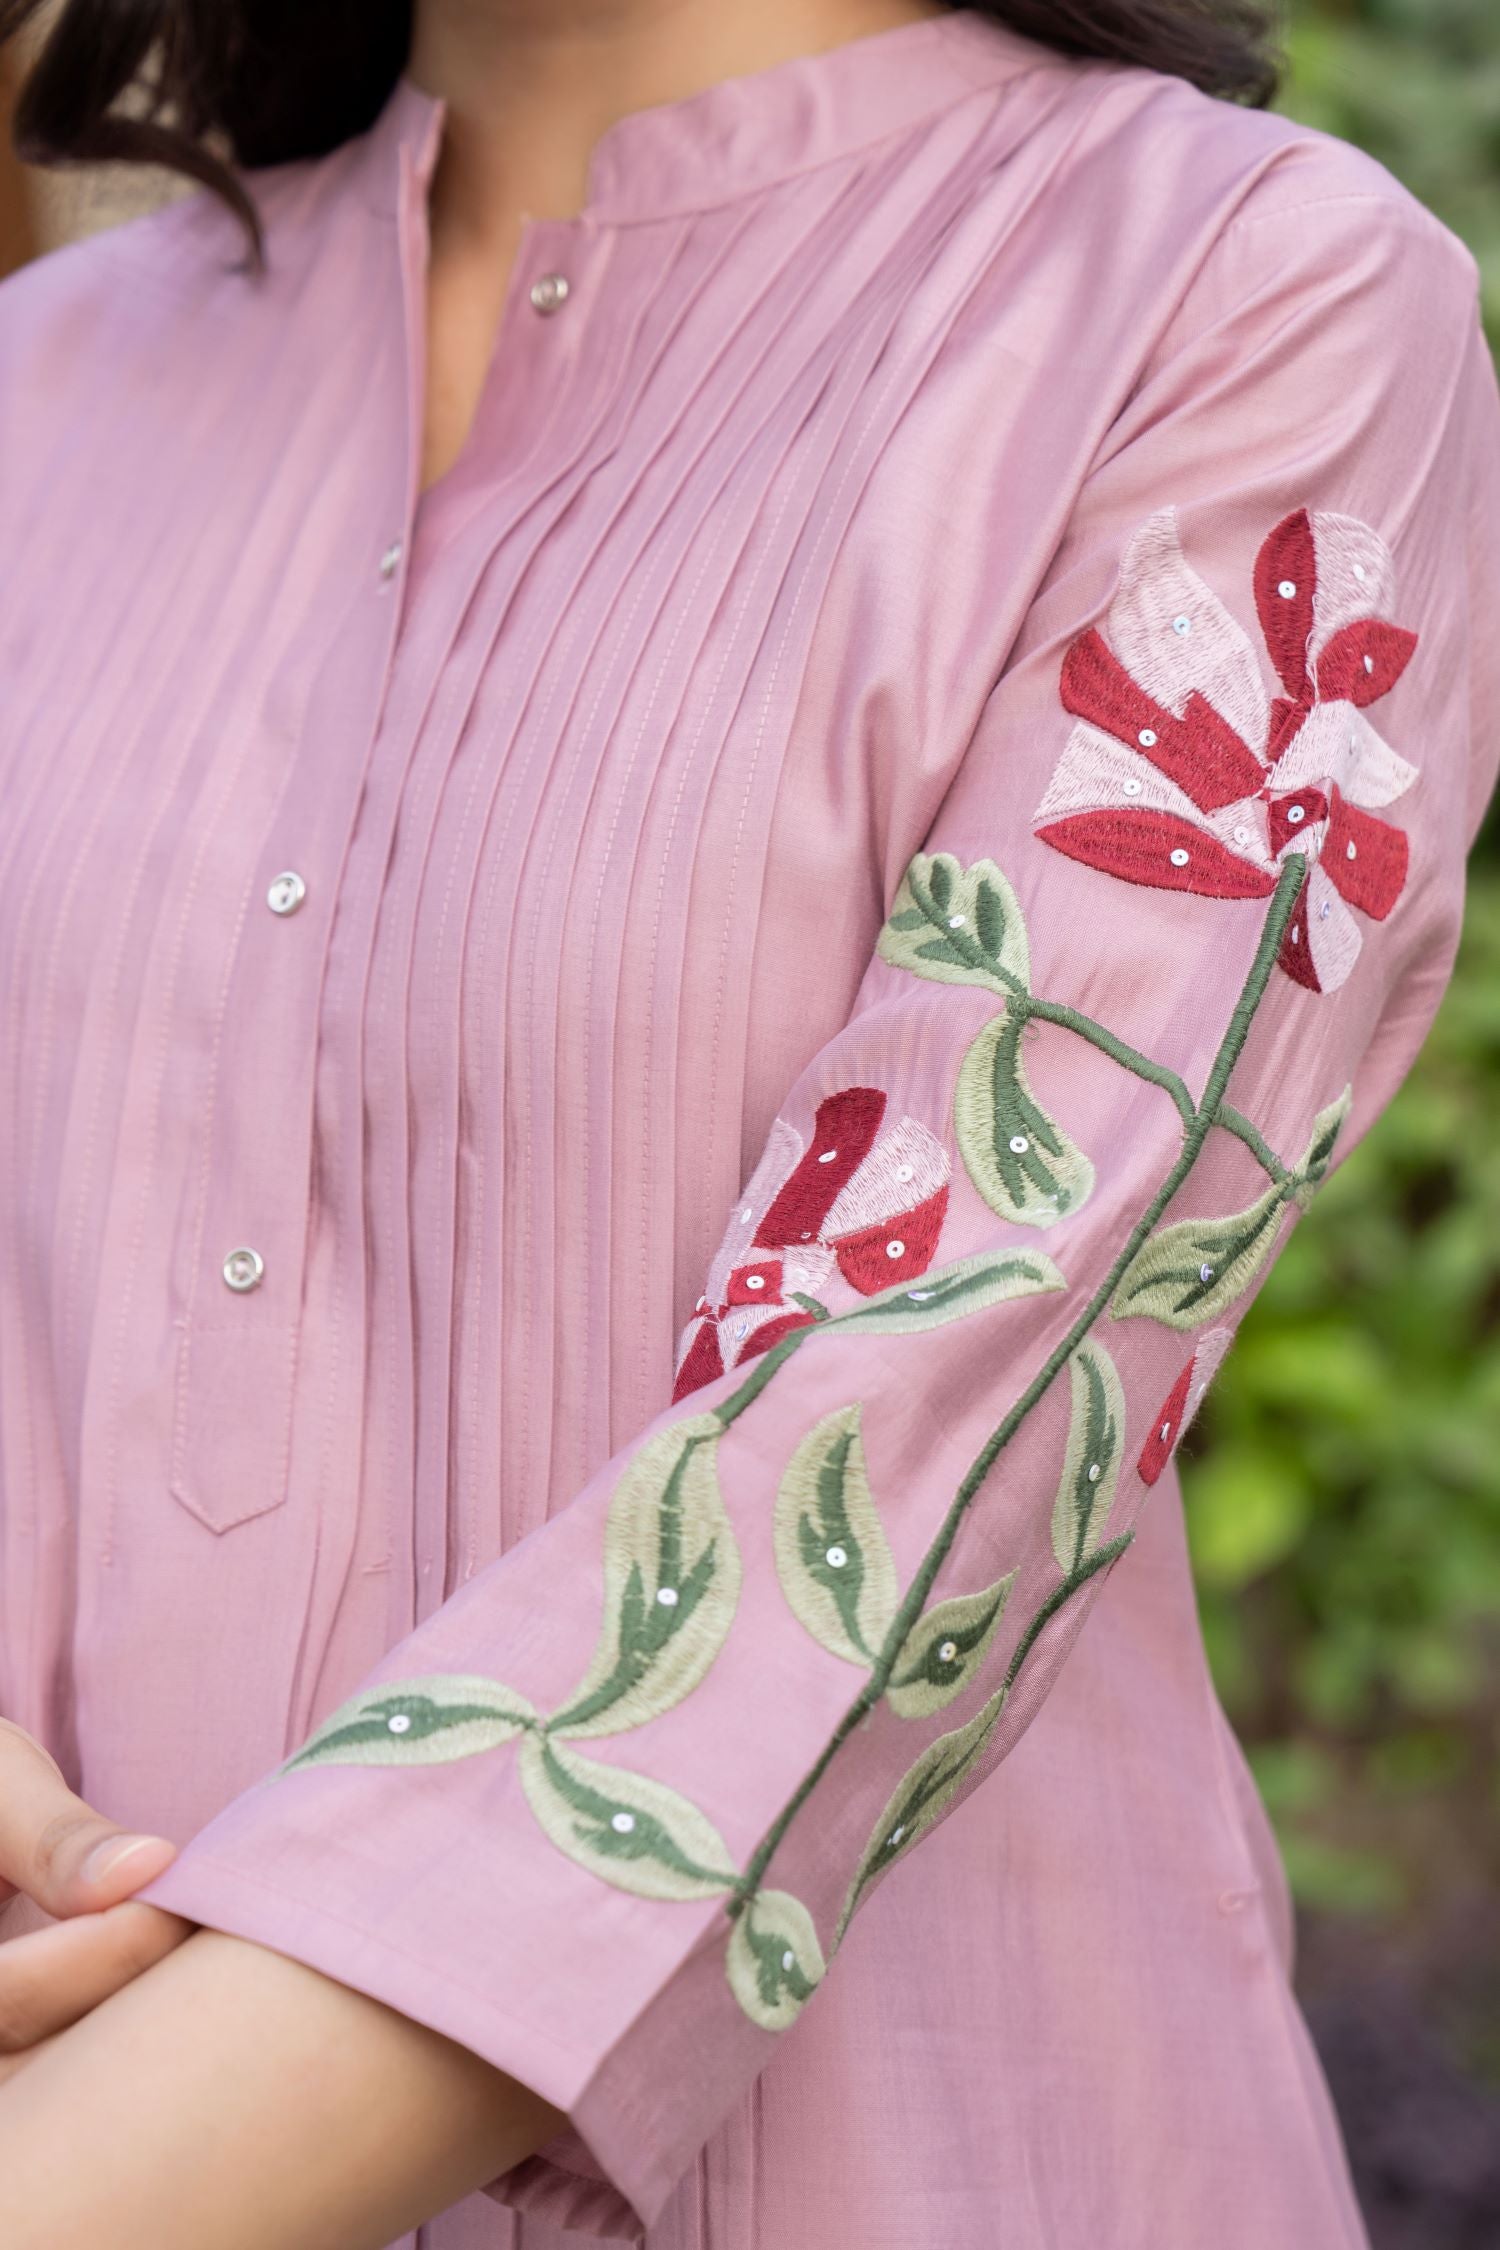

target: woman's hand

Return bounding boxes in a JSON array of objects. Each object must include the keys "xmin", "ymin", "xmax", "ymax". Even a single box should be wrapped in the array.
[{"xmin": 0, "ymin": 1720, "xmax": 192, "ymax": 2079}]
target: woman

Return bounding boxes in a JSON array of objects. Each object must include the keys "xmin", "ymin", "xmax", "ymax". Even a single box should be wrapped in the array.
[{"xmin": 0, "ymin": 0, "xmax": 1495, "ymax": 2243}]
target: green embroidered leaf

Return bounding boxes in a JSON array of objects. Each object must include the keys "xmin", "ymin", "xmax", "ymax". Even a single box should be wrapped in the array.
[
  {"xmin": 877, "ymin": 852, "xmax": 1031, "ymax": 996},
  {"xmin": 954, "ymin": 1011, "xmax": 1095, "ymax": 1228},
  {"xmin": 885, "ymin": 1572, "xmax": 1016, "ymax": 1719},
  {"xmin": 1110, "ymin": 1181, "xmax": 1289, "ymax": 1329},
  {"xmin": 725, "ymin": 1890, "xmax": 827, "ymax": 2032},
  {"xmin": 774, "ymin": 1403, "xmax": 899, "ymax": 1667},
  {"xmin": 519, "ymin": 1734, "xmax": 737, "ymax": 1903},
  {"xmin": 835, "ymin": 1687, "xmax": 1006, "ymax": 1944},
  {"xmin": 822, "ymin": 1248, "xmax": 1064, "ymax": 1338},
  {"xmin": 1291, "ymin": 1086, "xmax": 1352, "ymax": 1210},
  {"xmin": 281, "ymin": 1676, "xmax": 535, "ymax": 1773},
  {"xmin": 1051, "ymin": 1341, "xmax": 1127, "ymax": 1576},
  {"xmin": 549, "ymin": 1411, "xmax": 741, "ymax": 1740}
]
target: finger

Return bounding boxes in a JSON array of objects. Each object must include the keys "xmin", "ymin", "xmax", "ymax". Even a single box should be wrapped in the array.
[
  {"xmin": 0, "ymin": 1902, "xmax": 194, "ymax": 2051},
  {"xmin": 0, "ymin": 1727, "xmax": 176, "ymax": 1915}
]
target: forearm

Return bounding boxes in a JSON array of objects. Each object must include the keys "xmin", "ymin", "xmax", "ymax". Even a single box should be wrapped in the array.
[{"xmin": 0, "ymin": 1926, "xmax": 562, "ymax": 2250}]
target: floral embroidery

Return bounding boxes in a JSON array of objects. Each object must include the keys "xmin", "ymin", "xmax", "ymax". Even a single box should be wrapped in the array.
[
  {"xmin": 276, "ymin": 847, "xmax": 1349, "ymax": 2040},
  {"xmin": 672, "ymin": 1086, "xmax": 952, "ymax": 1402},
  {"xmin": 1137, "ymin": 1327, "xmax": 1233, "ymax": 1487},
  {"xmin": 1033, "ymin": 507, "xmax": 1417, "ymax": 993}
]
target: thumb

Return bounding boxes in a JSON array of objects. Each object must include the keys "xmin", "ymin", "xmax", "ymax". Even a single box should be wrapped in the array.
[{"xmin": 0, "ymin": 1724, "xmax": 175, "ymax": 1916}]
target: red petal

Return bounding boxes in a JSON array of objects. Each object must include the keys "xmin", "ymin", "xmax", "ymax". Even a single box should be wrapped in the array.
[
  {"xmin": 1266, "ymin": 695, "xmax": 1307, "ymax": 764},
  {"xmin": 1276, "ymin": 871, "xmax": 1322, "ymax": 990},
  {"xmin": 1060, "ymin": 631, "xmax": 1265, "ymax": 812},
  {"xmin": 736, "ymin": 1310, "xmax": 819, "ymax": 1363},
  {"xmin": 671, "ymin": 1319, "xmax": 724, "ymax": 1404},
  {"xmin": 832, "ymin": 1184, "xmax": 948, "ymax": 1294},
  {"xmin": 1138, "ymin": 1360, "xmax": 1195, "ymax": 1487},
  {"xmin": 757, "ymin": 1086, "xmax": 885, "ymax": 1248},
  {"xmin": 1268, "ymin": 785, "xmax": 1327, "ymax": 857},
  {"xmin": 726, "ymin": 1259, "xmax": 783, "ymax": 1307},
  {"xmin": 1254, "ymin": 509, "xmax": 1317, "ymax": 701},
  {"xmin": 1315, "ymin": 620, "xmax": 1418, "ymax": 708},
  {"xmin": 1037, "ymin": 809, "xmax": 1277, "ymax": 901},
  {"xmin": 1324, "ymin": 789, "xmax": 1408, "ymax": 921}
]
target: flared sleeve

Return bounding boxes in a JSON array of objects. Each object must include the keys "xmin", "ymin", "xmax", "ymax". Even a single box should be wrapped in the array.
[{"xmin": 136, "ymin": 181, "xmax": 1500, "ymax": 2233}]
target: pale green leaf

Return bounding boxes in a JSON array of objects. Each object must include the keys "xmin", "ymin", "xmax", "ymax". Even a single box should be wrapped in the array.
[
  {"xmin": 877, "ymin": 852, "xmax": 1030, "ymax": 995},
  {"xmin": 725, "ymin": 1889, "xmax": 827, "ymax": 2032},
  {"xmin": 822, "ymin": 1248, "xmax": 1064, "ymax": 1338},
  {"xmin": 834, "ymin": 1687, "xmax": 1006, "ymax": 1944},
  {"xmin": 281, "ymin": 1676, "xmax": 535, "ymax": 1772},
  {"xmin": 885, "ymin": 1572, "xmax": 1016, "ymax": 1719},
  {"xmin": 774, "ymin": 1403, "xmax": 899, "ymax": 1667},
  {"xmin": 549, "ymin": 1411, "xmax": 741, "ymax": 1739},
  {"xmin": 519, "ymin": 1734, "xmax": 737, "ymax": 1903},
  {"xmin": 1111, "ymin": 1183, "xmax": 1290, "ymax": 1329},
  {"xmin": 954, "ymin": 1011, "xmax": 1095, "ymax": 1228},
  {"xmin": 1291, "ymin": 1086, "xmax": 1353, "ymax": 1210},
  {"xmin": 1051, "ymin": 1341, "xmax": 1127, "ymax": 1576}
]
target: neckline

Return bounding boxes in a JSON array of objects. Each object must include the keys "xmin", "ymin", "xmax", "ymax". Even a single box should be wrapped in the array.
[{"xmin": 362, "ymin": 8, "xmax": 1059, "ymax": 225}]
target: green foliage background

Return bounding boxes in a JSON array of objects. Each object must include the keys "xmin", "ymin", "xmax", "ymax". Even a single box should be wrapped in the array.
[{"xmin": 1184, "ymin": 0, "xmax": 1500, "ymax": 2014}]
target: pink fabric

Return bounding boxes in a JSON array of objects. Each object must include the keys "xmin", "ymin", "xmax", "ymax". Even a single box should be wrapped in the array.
[{"xmin": 2, "ymin": 12, "xmax": 1498, "ymax": 2246}]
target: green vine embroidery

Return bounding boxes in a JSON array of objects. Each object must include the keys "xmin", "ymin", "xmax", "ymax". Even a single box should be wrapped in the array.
[{"xmin": 278, "ymin": 849, "xmax": 1345, "ymax": 2039}]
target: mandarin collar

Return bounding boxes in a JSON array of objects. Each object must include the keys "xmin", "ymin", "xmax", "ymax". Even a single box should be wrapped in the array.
[{"xmin": 359, "ymin": 8, "xmax": 1056, "ymax": 225}]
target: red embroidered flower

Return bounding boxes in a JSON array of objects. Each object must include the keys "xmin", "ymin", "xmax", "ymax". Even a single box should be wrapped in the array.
[
  {"xmin": 1137, "ymin": 1328, "xmax": 1234, "ymax": 1487},
  {"xmin": 1033, "ymin": 507, "xmax": 1418, "ymax": 994},
  {"xmin": 672, "ymin": 1086, "xmax": 951, "ymax": 1401}
]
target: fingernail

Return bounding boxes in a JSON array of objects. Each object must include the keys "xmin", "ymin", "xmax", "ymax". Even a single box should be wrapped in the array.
[{"xmin": 83, "ymin": 1835, "xmax": 172, "ymax": 1885}]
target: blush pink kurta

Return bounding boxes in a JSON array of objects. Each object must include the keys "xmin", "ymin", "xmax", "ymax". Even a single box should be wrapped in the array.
[{"xmin": 3, "ymin": 12, "xmax": 1499, "ymax": 2248}]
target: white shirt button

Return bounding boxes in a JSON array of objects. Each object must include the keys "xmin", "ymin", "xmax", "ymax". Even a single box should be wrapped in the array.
[
  {"xmin": 529, "ymin": 273, "xmax": 570, "ymax": 315},
  {"xmin": 222, "ymin": 1246, "xmax": 265, "ymax": 1293},
  {"xmin": 379, "ymin": 541, "xmax": 402, "ymax": 580},
  {"xmin": 266, "ymin": 870, "xmax": 306, "ymax": 916}
]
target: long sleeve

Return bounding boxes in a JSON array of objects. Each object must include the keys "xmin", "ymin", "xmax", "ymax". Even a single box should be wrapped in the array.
[{"xmin": 136, "ymin": 175, "xmax": 1500, "ymax": 2232}]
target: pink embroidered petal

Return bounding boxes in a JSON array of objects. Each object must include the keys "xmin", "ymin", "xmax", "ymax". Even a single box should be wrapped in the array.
[
  {"xmin": 1269, "ymin": 700, "xmax": 1418, "ymax": 810},
  {"xmin": 832, "ymin": 1184, "xmax": 949, "ymax": 1294},
  {"xmin": 1182, "ymin": 1328, "xmax": 1235, "ymax": 1429},
  {"xmin": 1036, "ymin": 808, "xmax": 1278, "ymax": 900},
  {"xmin": 1060, "ymin": 631, "xmax": 1265, "ymax": 813},
  {"xmin": 1278, "ymin": 865, "xmax": 1363, "ymax": 994},
  {"xmin": 756, "ymin": 1086, "xmax": 885, "ymax": 1248},
  {"xmin": 1324, "ymin": 789, "xmax": 1408, "ymax": 920},
  {"xmin": 1315, "ymin": 618, "xmax": 1419, "ymax": 708},
  {"xmin": 1307, "ymin": 511, "xmax": 1397, "ymax": 649},
  {"xmin": 1100, "ymin": 506, "xmax": 1269, "ymax": 754},
  {"xmin": 1032, "ymin": 720, "xmax": 1216, "ymax": 829},
  {"xmin": 823, "ymin": 1114, "xmax": 949, "ymax": 1237},
  {"xmin": 1253, "ymin": 508, "xmax": 1318, "ymax": 702},
  {"xmin": 703, "ymin": 1115, "xmax": 803, "ymax": 1304}
]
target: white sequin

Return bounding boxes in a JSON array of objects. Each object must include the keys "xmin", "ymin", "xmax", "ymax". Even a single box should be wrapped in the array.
[
  {"xmin": 656, "ymin": 1587, "xmax": 679, "ymax": 1607},
  {"xmin": 1087, "ymin": 1463, "xmax": 1101, "ymax": 1483},
  {"xmin": 1347, "ymin": 841, "xmax": 1358, "ymax": 861},
  {"xmin": 745, "ymin": 1273, "xmax": 766, "ymax": 1290},
  {"xmin": 1173, "ymin": 614, "xmax": 1193, "ymax": 636},
  {"xmin": 1009, "ymin": 1134, "xmax": 1029, "ymax": 1154},
  {"xmin": 1199, "ymin": 1263, "xmax": 1214, "ymax": 1283},
  {"xmin": 948, "ymin": 913, "xmax": 966, "ymax": 928},
  {"xmin": 826, "ymin": 1546, "xmax": 848, "ymax": 1569},
  {"xmin": 818, "ymin": 1149, "xmax": 838, "ymax": 1163},
  {"xmin": 938, "ymin": 1640, "xmax": 959, "ymax": 1664},
  {"xmin": 387, "ymin": 1713, "xmax": 412, "ymax": 1734},
  {"xmin": 781, "ymin": 1950, "xmax": 795, "ymax": 1972},
  {"xmin": 885, "ymin": 1239, "xmax": 905, "ymax": 1259},
  {"xmin": 1138, "ymin": 727, "xmax": 1158, "ymax": 747},
  {"xmin": 1277, "ymin": 579, "xmax": 1297, "ymax": 599},
  {"xmin": 1122, "ymin": 777, "xmax": 1143, "ymax": 796},
  {"xmin": 1286, "ymin": 804, "xmax": 1306, "ymax": 825},
  {"xmin": 611, "ymin": 1812, "xmax": 636, "ymax": 1834},
  {"xmin": 1170, "ymin": 848, "xmax": 1190, "ymax": 868}
]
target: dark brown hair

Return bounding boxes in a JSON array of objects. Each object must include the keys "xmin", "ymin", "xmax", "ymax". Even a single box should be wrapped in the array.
[{"xmin": 0, "ymin": 1, "xmax": 1282, "ymax": 273}]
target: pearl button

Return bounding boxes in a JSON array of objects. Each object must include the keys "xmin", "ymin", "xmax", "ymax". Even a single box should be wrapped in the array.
[
  {"xmin": 266, "ymin": 869, "xmax": 306, "ymax": 916},
  {"xmin": 529, "ymin": 272, "xmax": 570, "ymax": 315},
  {"xmin": 222, "ymin": 1245, "xmax": 264, "ymax": 1292},
  {"xmin": 379, "ymin": 541, "xmax": 402, "ymax": 580}
]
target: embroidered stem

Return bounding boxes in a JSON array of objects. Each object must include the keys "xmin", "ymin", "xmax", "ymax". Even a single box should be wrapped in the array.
[
  {"xmin": 731, "ymin": 856, "xmax": 1304, "ymax": 1910},
  {"xmin": 1214, "ymin": 1103, "xmax": 1295, "ymax": 1187},
  {"xmin": 1023, "ymin": 996, "xmax": 1196, "ymax": 1128},
  {"xmin": 1002, "ymin": 1532, "xmax": 1133, "ymax": 1691}
]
